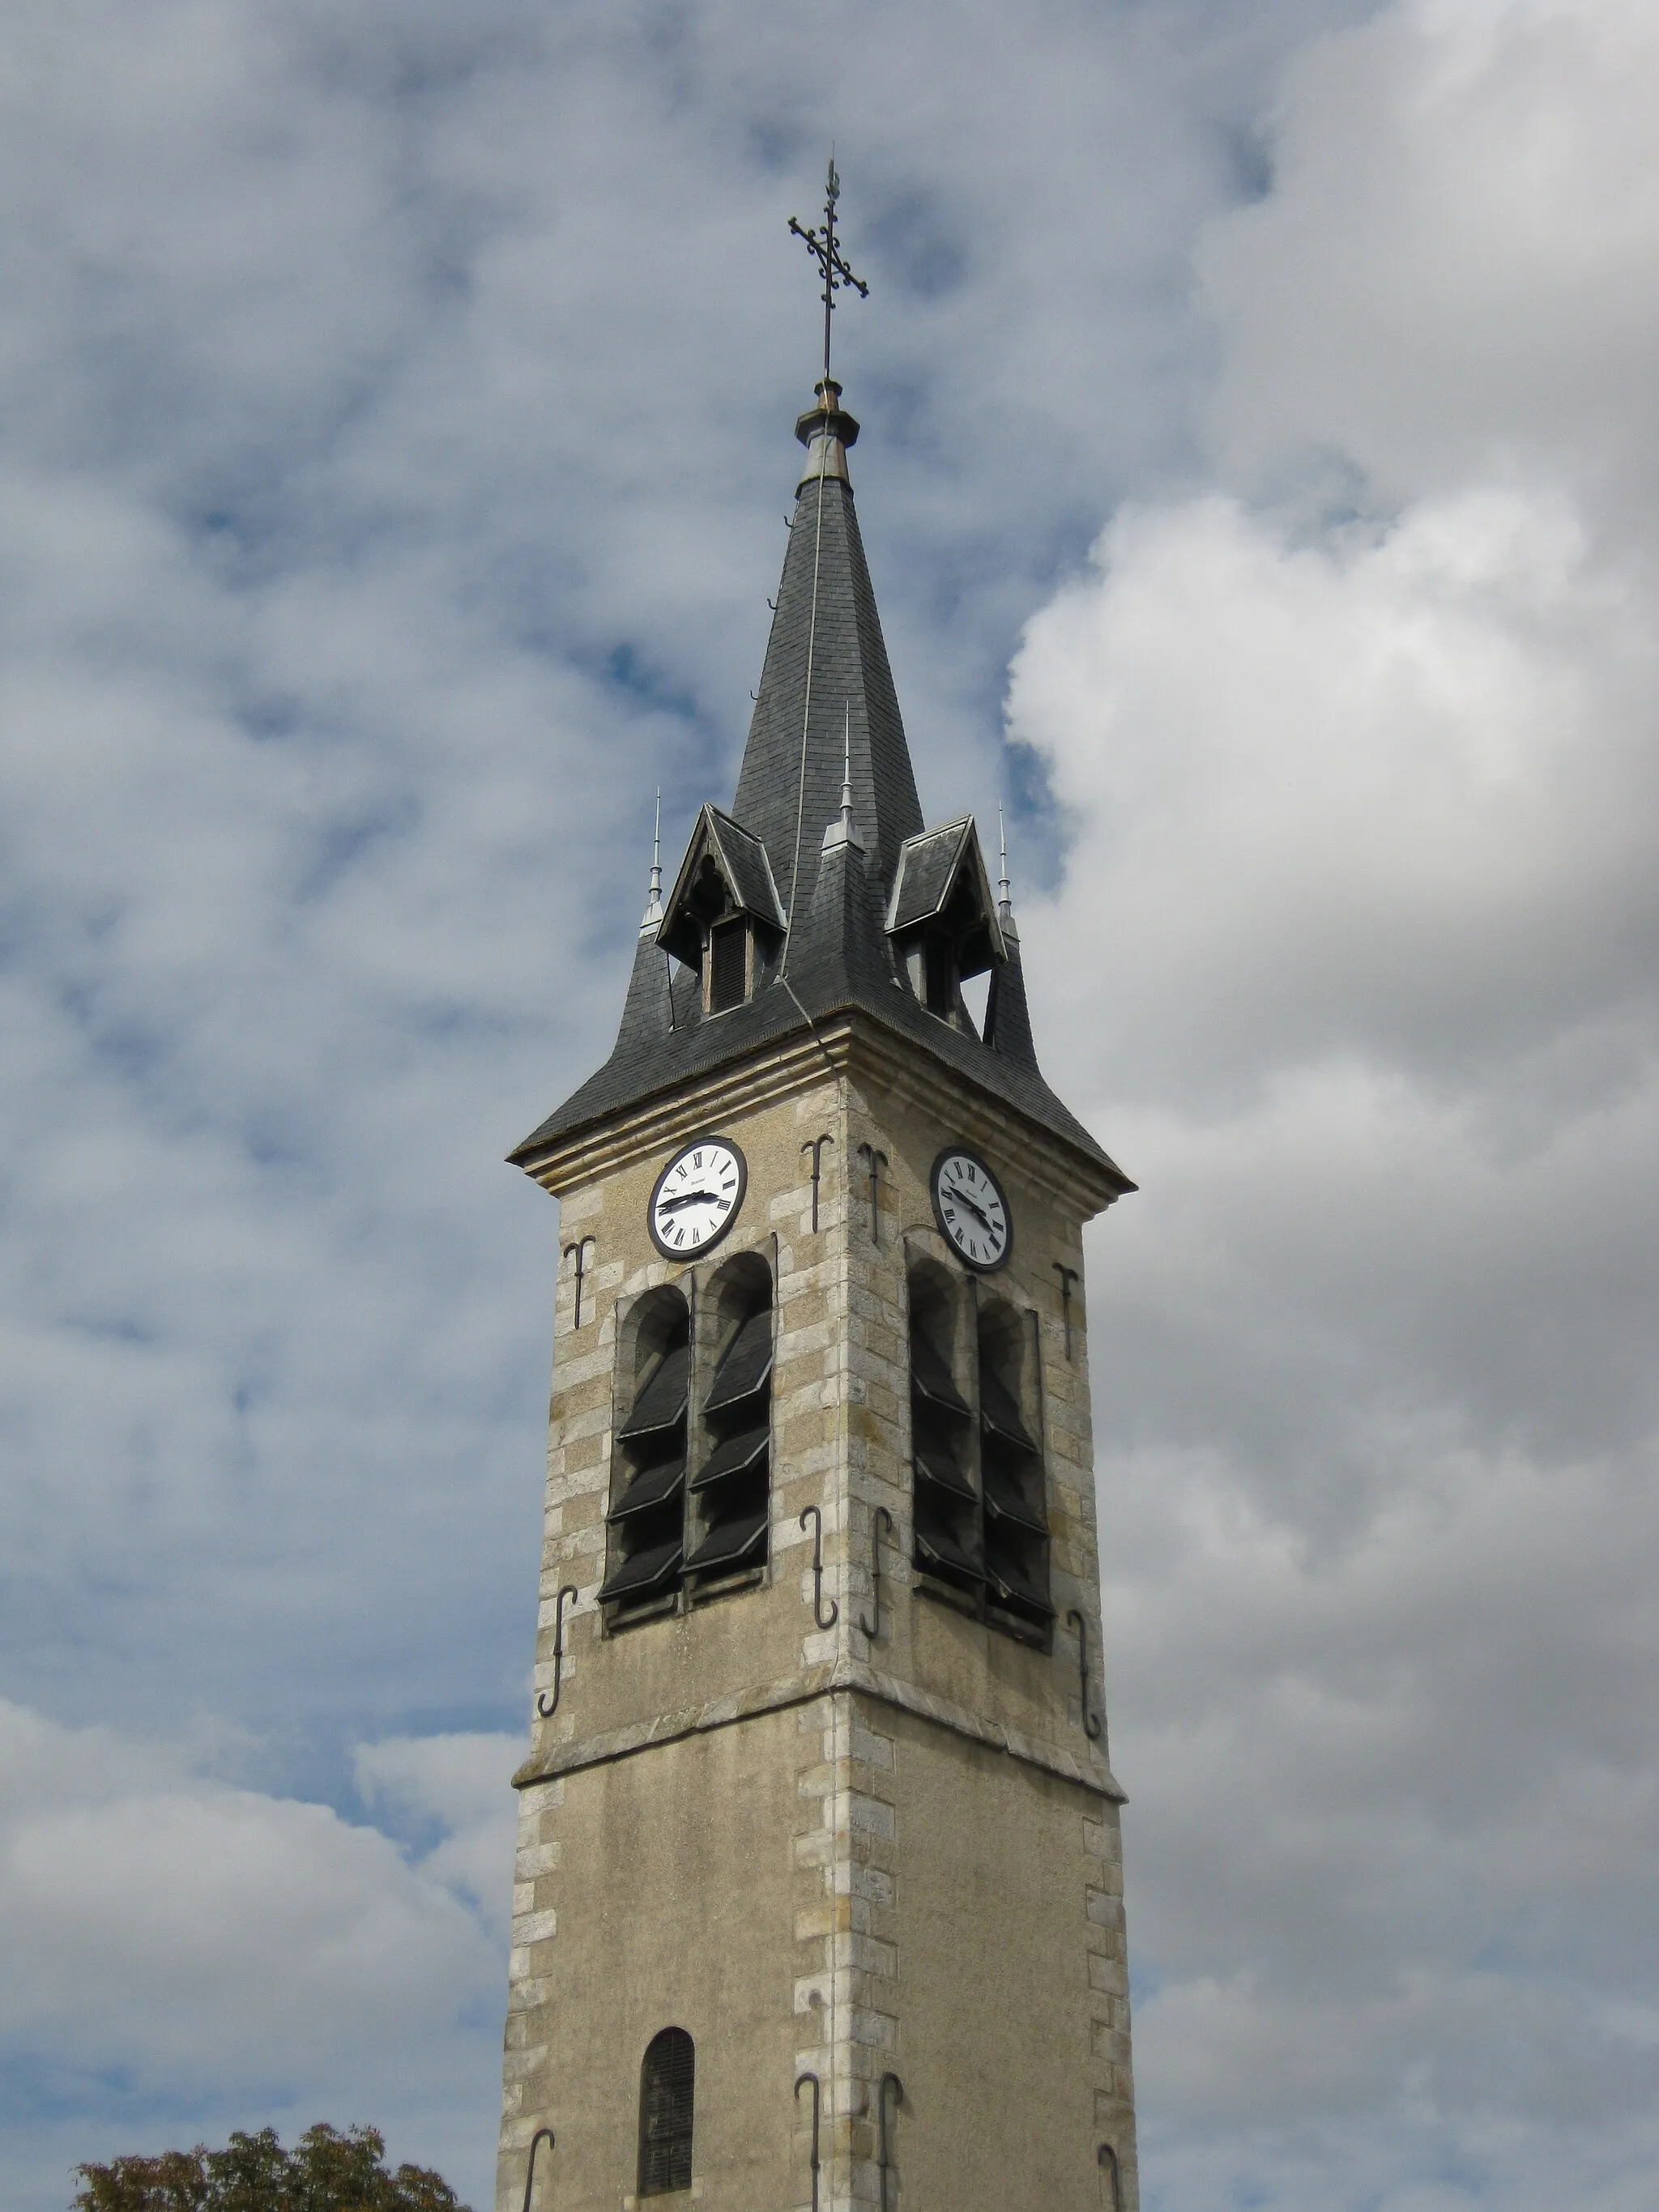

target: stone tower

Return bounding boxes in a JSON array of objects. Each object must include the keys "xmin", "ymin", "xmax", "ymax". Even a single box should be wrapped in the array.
[{"xmin": 497, "ymin": 368, "xmax": 1141, "ymax": 2212}]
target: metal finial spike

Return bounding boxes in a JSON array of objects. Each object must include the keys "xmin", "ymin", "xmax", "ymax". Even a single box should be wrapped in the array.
[
  {"xmin": 998, "ymin": 803, "xmax": 1013, "ymax": 912},
  {"xmin": 821, "ymin": 701, "xmax": 864, "ymax": 856},
  {"xmin": 642, "ymin": 786, "xmax": 664, "ymax": 931}
]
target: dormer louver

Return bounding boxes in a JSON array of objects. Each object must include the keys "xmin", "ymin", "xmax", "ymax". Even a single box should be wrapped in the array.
[
  {"xmin": 886, "ymin": 816, "xmax": 1006, "ymax": 1023},
  {"xmin": 657, "ymin": 804, "xmax": 787, "ymax": 1014}
]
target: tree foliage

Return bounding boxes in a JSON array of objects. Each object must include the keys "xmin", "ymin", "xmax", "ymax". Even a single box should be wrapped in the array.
[{"xmin": 72, "ymin": 2123, "xmax": 472, "ymax": 2212}]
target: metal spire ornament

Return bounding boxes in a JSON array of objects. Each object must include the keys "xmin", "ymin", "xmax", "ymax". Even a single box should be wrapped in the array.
[
  {"xmin": 789, "ymin": 153, "xmax": 869, "ymax": 382},
  {"xmin": 822, "ymin": 703, "xmax": 865, "ymax": 853},
  {"xmin": 642, "ymin": 787, "xmax": 664, "ymax": 931},
  {"xmin": 998, "ymin": 803, "xmax": 1013, "ymax": 914}
]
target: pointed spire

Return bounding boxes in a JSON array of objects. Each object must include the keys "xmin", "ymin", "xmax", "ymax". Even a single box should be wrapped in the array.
[
  {"xmin": 821, "ymin": 704, "xmax": 866, "ymax": 854},
  {"xmin": 731, "ymin": 382, "xmax": 923, "ymax": 931},
  {"xmin": 641, "ymin": 788, "xmax": 664, "ymax": 934}
]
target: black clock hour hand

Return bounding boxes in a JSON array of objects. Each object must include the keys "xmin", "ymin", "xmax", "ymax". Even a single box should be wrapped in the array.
[
  {"xmin": 659, "ymin": 1188, "xmax": 719, "ymax": 1213},
  {"xmin": 945, "ymin": 1183, "xmax": 994, "ymax": 1231}
]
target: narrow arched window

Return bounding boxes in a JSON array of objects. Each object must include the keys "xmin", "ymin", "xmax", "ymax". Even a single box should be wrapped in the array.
[
  {"xmin": 638, "ymin": 2027, "xmax": 694, "ymax": 2196},
  {"xmin": 602, "ymin": 1289, "xmax": 691, "ymax": 1618},
  {"xmin": 687, "ymin": 1255, "xmax": 772, "ymax": 1592}
]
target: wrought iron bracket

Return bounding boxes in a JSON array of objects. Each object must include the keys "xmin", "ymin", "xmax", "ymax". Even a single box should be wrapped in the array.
[
  {"xmin": 877, "ymin": 2070, "xmax": 905, "ymax": 2210},
  {"xmin": 519, "ymin": 2126, "xmax": 555, "ymax": 2212},
  {"xmin": 563, "ymin": 1236, "xmax": 598, "ymax": 1329},
  {"xmin": 1067, "ymin": 1606, "xmax": 1103, "ymax": 1741},
  {"xmin": 535, "ymin": 1586, "xmax": 578, "ymax": 1720},
  {"xmin": 801, "ymin": 1133, "xmax": 834, "ymax": 1233},
  {"xmin": 859, "ymin": 1505, "xmax": 893, "ymax": 1641},
  {"xmin": 795, "ymin": 2071, "xmax": 823, "ymax": 2212},
  {"xmin": 1052, "ymin": 1260, "xmax": 1080, "ymax": 1360},
  {"xmin": 800, "ymin": 1504, "xmax": 838, "ymax": 1631},
  {"xmin": 857, "ymin": 1141, "xmax": 889, "ymax": 1246}
]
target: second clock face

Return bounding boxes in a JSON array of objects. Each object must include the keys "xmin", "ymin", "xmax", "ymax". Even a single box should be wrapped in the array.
[
  {"xmin": 931, "ymin": 1145, "xmax": 1013, "ymax": 1271},
  {"xmin": 648, "ymin": 1136, "xmax": 747, "ymax": 1259}
]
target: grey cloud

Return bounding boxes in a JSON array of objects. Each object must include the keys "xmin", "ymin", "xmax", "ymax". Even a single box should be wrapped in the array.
[{"xmin": 1004, "ymin": 5, "xmax": 1659, "ymax": 2204}]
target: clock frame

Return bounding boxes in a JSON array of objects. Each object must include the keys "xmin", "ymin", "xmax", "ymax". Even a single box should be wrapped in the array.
[
  {"xmin": 647, "ymin": 1134, "xmax": 748, "ymax": 1260},
  {"xmin": 929, "ymin": 1143, "xmax": 1013, "ymax": 1272}
]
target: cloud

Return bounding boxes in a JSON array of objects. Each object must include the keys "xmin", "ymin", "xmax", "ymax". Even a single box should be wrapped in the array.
[
  {"xmin": 1198, "ymin": 0, "xmax": 1659, "ymax": 524},
  {"xmin": 4, "ymin": 0, "xmax": 1655, "ymax": 2209},
  {"xmin": 0, "ymin": 1701, "xmax": 514, "ymax": 2206},
  {"xmin": 1004, "ymin": 1, "xmax": 1659, "ymax": 2202}
]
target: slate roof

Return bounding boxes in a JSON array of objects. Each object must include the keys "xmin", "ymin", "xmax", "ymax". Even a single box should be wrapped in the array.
[
  {"xmin": 731, "ymin": 407, "xmax": 923, "ymax": 913},
  {"xmin": 511, "ymin": 387, "xmax": 1133, "ymax": 1197}
]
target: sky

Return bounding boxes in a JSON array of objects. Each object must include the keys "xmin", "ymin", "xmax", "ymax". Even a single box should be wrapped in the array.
[{"xmin": 2, "ymin": 2, "xmax": 1656, "ymax": 2208}]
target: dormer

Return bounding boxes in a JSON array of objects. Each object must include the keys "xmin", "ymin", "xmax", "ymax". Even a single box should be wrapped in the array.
[
  {"xmin": 886, "ymin": 816, "xmax": 1005, "ymax": 1028},
  {"xmin": 657, "ymin": 805, "xmax": 787, "ymax": 1016}
]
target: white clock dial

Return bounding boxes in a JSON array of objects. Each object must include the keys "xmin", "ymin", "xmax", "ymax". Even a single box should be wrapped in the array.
[
  {"xmin": 648, "ymin": 1136, "xmax": 747, "ymax": 1259},
  {"xmin": 930, "ymin": 1145, "xmax": 1013, "ymax": 1272}
]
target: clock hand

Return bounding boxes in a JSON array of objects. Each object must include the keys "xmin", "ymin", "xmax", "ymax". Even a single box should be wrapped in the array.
[
  {"xmin": 659, "ymin": 1188, "xmax": 721, "ymax": 1213},
  {"xmin": 944, "ymin": 1183, "xmax": 996, "ymax": 1232}
]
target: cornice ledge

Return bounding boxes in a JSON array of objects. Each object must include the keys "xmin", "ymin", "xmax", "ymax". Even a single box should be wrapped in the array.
[
  {"xmin": 510, "ymin": 1655, "xmax": 1125, "ymax": 1801},
  {"xmin": 513, "ymin": 1025, "xmax": 856, "ymax": 1196}
]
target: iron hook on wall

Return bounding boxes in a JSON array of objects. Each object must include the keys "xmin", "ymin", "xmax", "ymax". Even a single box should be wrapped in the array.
[
  {"xmin": 535, "ymin": 1585, "xmax": 579, "ymax": 1720},
  {"xmin": 795, "ymin": 2071, "xmax": 823, "ymax": 2212},
  {"xmin": 1052, "ymin": 1260, "xmax": 1080, "ymax": 1361},
  {"xmin": 1067, "ymin": 1607, "xmax": 1104, "ymax": 1741},
  {"xmin": 563, "ymin": 1236, "xmax": 598, "ymax": 1329},
  {"xmin": 799, "ymin": 1503, "xmax": 839, "ymax": 1631},
  {"xmin": 801, "ymin": 1133, "xmax": 834, "ymax": 1234},
  {"xmin": 856, "ymin": 1141, "xmax": 888, "ymax": 1246},
  {"xmin": 859, "ymin": 1504, "xmax": 893, "ymax": 1641},
  {"xmin": 876, "ymin": 2070, "xmax": 905, "ymax": 2210},
  {"xmin": 518, "ymin": 2126, "xmax": 555, "ymax": 2212}
]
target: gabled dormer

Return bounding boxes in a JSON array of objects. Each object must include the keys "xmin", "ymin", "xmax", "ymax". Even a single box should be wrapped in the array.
[
  {"xmin": 657, "ymin": 804, "xmax": 787, "ymax": 1016},
  {"xmin": 886, "ymin": 816, "xmax": 1005, "ymax": 1029}
]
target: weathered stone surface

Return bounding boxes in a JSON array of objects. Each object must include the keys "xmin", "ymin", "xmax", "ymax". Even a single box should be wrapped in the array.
[{"xmin": 494, "ymin": 1037, "xmax": 1139, "ymax": 2211}]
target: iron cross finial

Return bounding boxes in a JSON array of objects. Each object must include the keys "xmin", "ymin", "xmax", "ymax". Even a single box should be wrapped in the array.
[{"xmin": 788, "ymin": 153, "xmax": 869, "ymax": 383}]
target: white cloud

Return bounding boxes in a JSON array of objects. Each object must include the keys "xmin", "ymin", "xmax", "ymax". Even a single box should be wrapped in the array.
[
  {"xmin": 1199, "ymin": 0, "xmax": 1659, "ymax": 522},
  {"xmin": 0, "ymin": 1702, "xmax": 513, "ymax": 2205},
  {"xmin": 356, "ymin": 1732, "xmax": 522, "ymax": 1944},
  {"xmin": 1006, "ymin": 1, "xmax": 1659, "ymax": 2202}
]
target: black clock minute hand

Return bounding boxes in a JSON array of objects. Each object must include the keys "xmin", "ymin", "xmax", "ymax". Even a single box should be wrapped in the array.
[
  {"xmin": 945, "ymin": 1183, "xmax": 995, "ymax": 1232},
  {"xmin": 660, "ymin": 1189, "xmax": 719, "ymax": 1213}
]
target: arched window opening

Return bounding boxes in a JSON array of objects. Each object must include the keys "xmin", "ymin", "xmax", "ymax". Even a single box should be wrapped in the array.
[
  {"xmin": 979, "ymin": 1300, "xmax": 1052, "ymax": 1634},
  {"xmin": 1098, "ymin": 2142, "xmax": 1123, "ymax": 2211},
  {"xmin": 638, "ymin": 2027, "xmax": 694, "ymax": 2197},
  {"xmin": 688, "ymin": 1255, "xmax": 773, "ymax": 1595},
  {"xmin": 907, "ymin": 1262, "xmax": 982, "ymax": 1601},
  {"xmin": 601, "ymin": 1288, "xmax": 690, "ymax": 1617}
]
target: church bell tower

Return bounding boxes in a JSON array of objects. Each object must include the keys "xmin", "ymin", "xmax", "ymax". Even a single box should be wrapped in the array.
[{"xmin": 497, "ymin": 173, "xmax": 1141, "ymax": 2212}]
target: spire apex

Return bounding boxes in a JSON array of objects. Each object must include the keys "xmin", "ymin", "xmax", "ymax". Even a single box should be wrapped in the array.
[
  {"xmin": 641, "ymin": 788, "xmax": 664, "ymax": 933},
  {"xmin": 997, "ymin": 803, "xmax": 1013, "ymax": 918}
]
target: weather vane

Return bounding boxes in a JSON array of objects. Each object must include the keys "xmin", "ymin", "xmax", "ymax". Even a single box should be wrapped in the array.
[{"xmin": 788, "ymin": 154, "xmax": 869, "ymax": 384}]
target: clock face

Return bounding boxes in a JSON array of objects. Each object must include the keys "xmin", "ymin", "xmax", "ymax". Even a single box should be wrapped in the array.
[
  {"xmin": 648, "ymin": 1136, "xmax": 747, "ymax": 1259},
  {"xmin": 930, "ymin": 1145, "xmax": 1013, "ymax": 1272}
]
